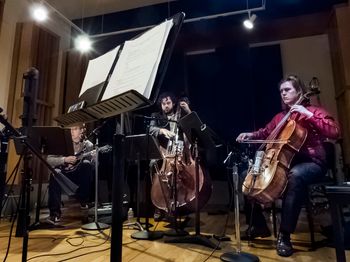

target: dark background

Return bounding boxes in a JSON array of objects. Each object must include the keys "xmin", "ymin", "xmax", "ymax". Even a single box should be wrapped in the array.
[
  {"xmin": 72, "ymin": 0, "xmax": 344, "ymax": 143},
  {"xmin": 68, "ymin": 0, "xmax": 346, "ymax": 204}
]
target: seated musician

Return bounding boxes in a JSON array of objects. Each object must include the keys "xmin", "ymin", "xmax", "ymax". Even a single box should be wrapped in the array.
[
  {"xmin": 149, "ymin": 92, "xmax": 191, "ymax": 221},
  {"xmin": 236, "ymin": 75, "xmax": 340, "ymax": 257},
  {"xmin": 150, "ymin": 92, "xmax": 191, "ymax": 146},
  {"xmin": 46, "ymin": 124, "xmax": 94, "ymax": 225}
]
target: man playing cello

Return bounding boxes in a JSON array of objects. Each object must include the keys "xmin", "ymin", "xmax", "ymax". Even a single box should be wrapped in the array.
[{"xmin": 236, "ymin": 75, "xmax": 340, "ymax": 257}]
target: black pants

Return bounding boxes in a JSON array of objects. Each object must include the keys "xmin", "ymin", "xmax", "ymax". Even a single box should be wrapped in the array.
[
  {"xmin": 48, "ymin": 161, "xmax": 94, "ymax": 216},
  {"xmin": 244, "ymin": 162, "xmax": 326, "ymax": 234}
]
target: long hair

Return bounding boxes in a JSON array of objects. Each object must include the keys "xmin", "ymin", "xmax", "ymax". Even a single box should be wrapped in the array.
[{"xmin": 157, "ymin": 92, "xmax": 177, "ymax": 110}]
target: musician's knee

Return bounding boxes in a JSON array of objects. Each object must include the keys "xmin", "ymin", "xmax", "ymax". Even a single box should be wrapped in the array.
[
  {"xmin": 80, "ymin": 160, "xmax": 93, "ymax": 169},
  {"xmin": 287, "ymin": 166, "xmax": 306, "ymax": 190}
]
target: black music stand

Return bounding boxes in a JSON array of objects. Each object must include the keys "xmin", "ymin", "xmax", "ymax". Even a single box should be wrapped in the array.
[
  {"xmin": 27, "ymin": 126, "xmax": 74, "ymax": 155},
  {"xmin": 165, "ymin": 111, "xmax": 218, "ymax": 248},
  {"xmin": 55, "ymin": 12, "xmax": 185, "ymax": 262},
  {"xmin": 27, "ymin": 126, "xmax": 78, "ymax": 229},
  {"xmin": 125, "ymin": 134, "xmax": 164, "ymax": 240}
]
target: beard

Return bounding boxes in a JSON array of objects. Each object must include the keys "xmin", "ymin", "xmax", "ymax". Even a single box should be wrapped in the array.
[{"xmin": 163, "ymin": 108, "xmax": 174, "ymax": 115}]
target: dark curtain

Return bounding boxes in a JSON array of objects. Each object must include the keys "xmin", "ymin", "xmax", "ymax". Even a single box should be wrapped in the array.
[
  {"xmin": 184, "ymin": 44, "xmax": 282, "ymax": 180},
  {"xmin": 185, "ymin": 44, "xmax": 283, "ymax": 143},
  {"xmin": 250, "ymin": 44, "xmax": 283, "ymax": 129},
  {"xmin": 186, "ymin": 45, "xmax": 253, "ymax": 143}
]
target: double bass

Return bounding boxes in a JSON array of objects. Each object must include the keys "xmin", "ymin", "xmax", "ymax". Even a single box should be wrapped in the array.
[
  {"xmin": 150, "ymin": 99, "xmax": 212, "ymax": 215},
  {"xmin": 241, "ymin": 90, "xmax": 318, "ymax": 204}
]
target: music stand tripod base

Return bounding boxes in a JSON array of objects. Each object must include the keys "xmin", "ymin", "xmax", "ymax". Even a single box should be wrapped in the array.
[
  {"xmin": 81, "ymin": 222, "xmax": 110, "ymax": 231},
  {"xmin": 220, "ymin": 252, "xmax": 260, "ymax": 262},
  {"xmin": 131, "ymin": 230, "xmax": 163, "ymax": 240},
  {"xmin": 165, "ymin": 234, "xmax": 220, "ymax": 249},
  {"xmin": 220, "ymin": 251, "xmax": 259, "ymax": 262},
  {"xmin": 163, "ymin": 228, "xmax": 189, "ymax": 237}
]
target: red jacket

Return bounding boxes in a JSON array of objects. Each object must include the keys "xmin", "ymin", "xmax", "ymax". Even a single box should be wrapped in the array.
[{"xmin": 252, "ymin": 105, "xmax": 340, "ymax": 168}]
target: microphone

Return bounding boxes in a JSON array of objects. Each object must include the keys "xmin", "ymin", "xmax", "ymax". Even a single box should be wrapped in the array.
[{"xmin": 252, "ymin": 151, "xmax": 264, "ymax": 175}]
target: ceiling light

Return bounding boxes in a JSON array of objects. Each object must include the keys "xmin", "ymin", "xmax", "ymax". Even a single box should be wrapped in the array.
[
  {"xmin": 74, "ymin": 35, "xmax": 92, "ymax": 53},
  {"xmin": 31, "ymin": 4, "xmax": 48, "ymax": 22},
  {"xmin": 243, "ymin": 13, "xmax": 257, "ymax": 30}
]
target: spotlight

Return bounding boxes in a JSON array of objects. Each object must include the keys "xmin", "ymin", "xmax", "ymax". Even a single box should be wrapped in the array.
[
  {"xmin": 31, "ymin": 4, "xmax": 48, "ymax": 22},
  {"xmin": 74, "ymin": 35, "xmax": 92, "ymax": 52},
  {"xmin": 243, "ymin": 13, "xmax": 257, "ymax": 30}
]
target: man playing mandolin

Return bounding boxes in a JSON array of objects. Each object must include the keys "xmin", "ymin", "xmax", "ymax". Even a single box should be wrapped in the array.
[
  {"xmin": 46, "ymin": 124, "xmax": 94, "ymax": 225},
  {"xmin": 236, "ymin": 75, "xmax": 340, "ymax": 257}
]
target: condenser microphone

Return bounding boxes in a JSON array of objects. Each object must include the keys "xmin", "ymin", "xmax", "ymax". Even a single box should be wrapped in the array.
[{"xmin": 252, "ymin": 151, "xmax": 264, "ymax": 175}]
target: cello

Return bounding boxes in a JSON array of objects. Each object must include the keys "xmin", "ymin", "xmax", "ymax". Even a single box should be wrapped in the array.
[
  {"xmin": 241, "ymin": 90, "xmax": 318, "ymax": 204},
  {"xmin": 150, "ymin": 98, "xmax": 212, "ymax": 215}
]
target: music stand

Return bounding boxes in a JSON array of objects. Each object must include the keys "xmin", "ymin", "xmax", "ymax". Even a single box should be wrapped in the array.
[
  {"xmin": 55, "ymin": 12, "xmax": 186, "ymax": 262},
  {"xmin": 27, "ymin": 126, "xmax": 78, "ymax": 229},
  {"xmin": 165, "ymin": 112, "xmax": 218, "ymax": 248},
  {"xmin": 28, "ymin": 126, "xmax": 74, "ymax": 154},
  {"xmin": 125, "ymin": 134, "xmax": 164, "ymax": 240}
]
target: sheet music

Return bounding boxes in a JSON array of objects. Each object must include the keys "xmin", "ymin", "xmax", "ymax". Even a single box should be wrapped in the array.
[
  {"xmin": 79, "ymin": 46, "xmax": 120, "ymax": 97},
  {"xmin": 102, "ymin": 19, "xmax": 174, "ymax": 101}
]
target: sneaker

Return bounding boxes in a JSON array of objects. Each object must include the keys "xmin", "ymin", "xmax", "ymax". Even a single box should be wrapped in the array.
[{"xmin": 46, "ymin": 215, "xmax": 61, "ymax": 225}]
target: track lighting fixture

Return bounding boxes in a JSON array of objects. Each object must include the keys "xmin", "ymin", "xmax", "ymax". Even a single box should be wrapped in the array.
[{"xmin": 243, "ymin": 13, "xmax": 257, "ymax": 30}]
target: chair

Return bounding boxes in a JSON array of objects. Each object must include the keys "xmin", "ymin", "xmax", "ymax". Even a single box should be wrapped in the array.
[
  {"xmin": 306, "ymin": 140, "xmax": 345, "ymax": 249},
  {"xmin": 270, "ymin": 140, "xmax": 344, "ymax": 250},
  {"xmin": 325, "ymin": 183, "xmax": 350, "ymax": 262}
]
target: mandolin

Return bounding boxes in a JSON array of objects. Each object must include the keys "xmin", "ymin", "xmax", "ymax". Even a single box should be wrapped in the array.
[{"xmin": 63, "ymin": 145, "xmax": 112, "ymax": 173}]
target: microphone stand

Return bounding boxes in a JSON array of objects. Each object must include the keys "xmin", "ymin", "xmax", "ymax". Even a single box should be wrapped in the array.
[
  {"xmin": 165, "ymin": 139, "xmax": 217, "ymax": 248},
  {"xmin": 0, "ymin": 98, "xmax": 70, "ymax": 262},
  {"xmin": 131, "ymin": 119, "xmax": 163, "ymax": 240},
  {"xmin": 220, "ymin": 152, "xmax": 259, "ymax": 262},
  {"xmin": 82, "ymin": 127, "xmax": 110, "ymax": 230}
]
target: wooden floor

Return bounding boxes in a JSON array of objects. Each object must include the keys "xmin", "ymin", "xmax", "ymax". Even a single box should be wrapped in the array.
[{"xmin": 1, "ymin": 202, "xmax": 349, "ymax": 262}]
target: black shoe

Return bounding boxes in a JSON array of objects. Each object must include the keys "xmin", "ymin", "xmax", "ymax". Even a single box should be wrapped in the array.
[
  {"xmin": 242, "ymin": 225, "xmax": 271, "ymax": 240},
  {"xmin": 154, "ymin": 209, "xmax": 165, "ymax": 222},
  {"xmin": 46, "ymin": 214, "xmax": 61, "ymax": 225},
  {"xmin": 80, "ymin": 202, "xmax": 93, "ymax": 210},
  {"xmin": 276, "ymin": 232, "xmax": 293, "ymax": 257}
]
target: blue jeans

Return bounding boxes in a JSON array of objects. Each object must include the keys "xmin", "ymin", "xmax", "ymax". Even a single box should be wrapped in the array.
[
  {"xmin": 244, "ymin": 162, "xmax": 326, "ymax": 233},
  {"xmin": 48, "ymin": 161, "xmax": 94, "ymax": 216}
]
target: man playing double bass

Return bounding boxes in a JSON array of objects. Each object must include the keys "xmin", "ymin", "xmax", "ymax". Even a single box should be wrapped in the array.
[
  {"xmin": 149, "ymin": 92, "xmax": 191, "ymax": 148},
  {"xmin": 236, "ymin": 75, "xmax": 340, "ymax": 257},
  {"xmin": 149, "ymin": 92, "xmax": 192, "ymax": 221}
]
